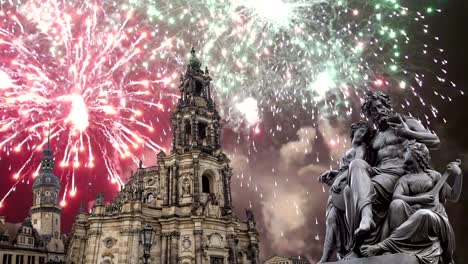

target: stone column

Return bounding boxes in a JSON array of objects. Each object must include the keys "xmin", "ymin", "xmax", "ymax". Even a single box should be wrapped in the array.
[
  {"xmin": 181, "ymin": 119, "xmax": 187, "ymax": 146},
  {"xmin": 172, "ymin": 119, "xmax": 178, "ymax": 150},
  {"xmin": 178, "ymin": 118, "xmax": 184, "ymax": 148},
  {"xmin": 160, "ymin": 164, "xmax": 168, "ymax": 206},
  {"xmin": 193, "ymin": 230, "xmax": 203, "ymax": 264},
  {"xmin": 156, "ymin": 232, "xmax": 162, "ymax": 264},
  {"xmin": 170, "ymin": 232, "xmax": 180, "ymax": 264},
  {"xmin": 75, "ymin": 237, "xmax": 87, "ymax": 264},
  {"xmin": 227, "ymin": 234, "xmax": 238, "ymax": 264},
  {"xmin": 222, "ymin": 167, "xmax": 233, "ymax": 211},
  {"xmin": 167, "ymin": 166, "xmax": 172, "ymax": 206},
  {"xmin": 213, "ymin": 121, "xmax": 220, "ymax": 148},
  {"xmin": 85, "ymin": 230, "xmax": 102, "ymax": 264},
  {"xmin": 206, "ymin": 124, "xmax": 213, "ymax": 148},
  {"xmin": 191, "ymin": 115, "xmax": 198, "ymax": 146},
  {"xmin": 193, "ymin": 158, "xmax": 200, "ymax": 208},
  {"xmin": 171, "ymin": 164, "xmax": 178, "ymax": 205},
  {"xmin": 189, "ymin": 115, "xmax": 194, "ymax": 146},
  {"xmin": 167, "ymin": 235, "xmax": 172, "ymax": 264},
  {"xmin": 132, "ymin": 228, "xmax": 141, "ymax": 263},
  {"xmin": 174, "ymin": 164, "xmax": 180, "ymax": 205},
  {"xmin": 161, "ymin": 233, "xmax": 168, "ymax": 264}
]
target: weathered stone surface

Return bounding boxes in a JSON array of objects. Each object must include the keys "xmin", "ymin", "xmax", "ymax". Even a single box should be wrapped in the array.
[
  {"xmin": 323, "ymin": 253, "xmax": 419, "ymax": 264},
  {"xmin": 317, "ymin": 91, "xmax": 461, "ymax": 264},
  {"xmin": 66, "ymin": 49, "xmax": 261, "ymax": 264}
]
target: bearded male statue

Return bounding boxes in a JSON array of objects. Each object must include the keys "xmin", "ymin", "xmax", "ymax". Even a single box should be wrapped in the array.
[{"xmin": 319, "ymin": 91, "xmax": 442, "ymax": 261}]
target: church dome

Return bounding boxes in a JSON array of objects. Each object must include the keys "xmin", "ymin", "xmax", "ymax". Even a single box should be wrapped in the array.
[{"xmin": 32, "ymin": 172, "xmax": 61, "ymax": 189}]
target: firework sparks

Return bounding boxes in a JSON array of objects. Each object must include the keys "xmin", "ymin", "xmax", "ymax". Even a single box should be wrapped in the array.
[
  {"xmin": 0, "ymin": 0, "xmax": 459, "ymax": 210},
  {"xmin": 0, "ymin": 0, "xmax": 178, "ymax": 205}
]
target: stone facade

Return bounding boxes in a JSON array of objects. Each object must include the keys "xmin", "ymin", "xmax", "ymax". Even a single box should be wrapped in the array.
[
  {"xmin": 66, "ymin": 48, "xmax": 260, "ymax": 264},
  {"xmin": 0, "ymin": 139, "xmax": 66, "ymax": 263}
]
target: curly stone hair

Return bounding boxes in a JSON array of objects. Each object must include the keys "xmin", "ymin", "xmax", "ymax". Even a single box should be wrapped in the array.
[
  {"xmin": 361, "ymin": 91, "xmax": 393, "ymax": 117},
  {"xmin": 350, "ymin": 121, "xmax": 373, "ymax": 140},
  {"xmin": 405, "ymin": 140, "xmax": 432, "ymax": 171}
]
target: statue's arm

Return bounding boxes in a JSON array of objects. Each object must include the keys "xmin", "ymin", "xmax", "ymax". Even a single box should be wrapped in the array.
[
  {"xmin": 401, "ymin": 117, "xmax": 441, "ymax": 149},
  {"xmin": 331, "ymin": 172, "xmax": 347, "ymax": 186},
  {"xmin": 393, "ymin": 183, "xmax": 426, "ymax": 205},
  {"xmin": 445, "ymin": 162, "xmax": 463, "ymax": 203},
  {"xmin": 318, "ymin": 170, "xmax": 339, "ymax": 186},
  {"xmin": 354, "ymin": 145, "xmax": 367, "ymax": 160}
]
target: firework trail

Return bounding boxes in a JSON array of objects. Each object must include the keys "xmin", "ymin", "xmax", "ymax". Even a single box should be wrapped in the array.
[{"xmin": 0, "ymin": 0, "xmax": 459, "ymax": 208}]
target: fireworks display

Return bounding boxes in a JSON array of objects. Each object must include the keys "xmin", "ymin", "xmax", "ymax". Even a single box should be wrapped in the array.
[{"xmin": 0, "ymin": 0, "xmax": 460, "ymax": 248}]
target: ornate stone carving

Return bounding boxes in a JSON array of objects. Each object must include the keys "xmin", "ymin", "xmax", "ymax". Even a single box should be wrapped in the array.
[
  {"xmin": 207, "ymin": 233, "xmax": 224, "ymax": 248},
  {"xmin": 193, "ymin": 230, "xmax": 203, "ymax": 236},
  {"xmin": 204, "ymin": 193, "xmax": 221, "ymax": 218},
  {"xmin": 227, "ymin": 235, "xmax": 239, "ymax": 264},
  {"xmin": 178, "ymin": 255, "xmax": 195, "ymax": 264},
  {"xmin": 102, "ymin": 237, "xmax": 117, "ymax": 248},
  {"xmin": 88, "ymin": 230, "xmax": 102, "ymax": 236},
  {"xmin": 182, "ymin": 177, "xmax": 192, "ymax": 196},
  {"xmin": 317, "ymin": 91, "xmax": 462, "ymax": 264},
  {"xmin": 181, "ymin": 236, "xmax": 192, "ymax": 251},
  {"xmin": 95, "ymin": 193, "xmax": 105, "ymax": 206}
]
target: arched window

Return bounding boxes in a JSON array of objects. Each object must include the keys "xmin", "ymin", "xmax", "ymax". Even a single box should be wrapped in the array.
[
  {"xmin": 182, "ymin": 120, "xmax": 193, "ymax": 145},
  {"xmin": 202, "ymin": 175, "xmax": 210, "ymax": 193},
  {"xmin": 54, "ymin": 231, "xmax": 59, "ymax": 239},
  {"xmin": 198, "ymin": 122, "xmax": 208, "ymax": 145},
  {"xmin": 194, "ymin": 80, "xmax": 203, "ymax": 96}
]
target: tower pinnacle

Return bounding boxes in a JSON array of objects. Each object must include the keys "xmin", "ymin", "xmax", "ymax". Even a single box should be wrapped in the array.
[{"xmin": 171, "ymin": 48, "xmax": 221, "ymax": 153}]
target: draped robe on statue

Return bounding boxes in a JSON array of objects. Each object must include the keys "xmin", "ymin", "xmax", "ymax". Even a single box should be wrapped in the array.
[
  {"xmin": 378, "ymin": 170, "xmax": 455, "ymax": 264},
  {"xmin": 344, "ymin": 158, "xmax": 406, "ymax": 249}
]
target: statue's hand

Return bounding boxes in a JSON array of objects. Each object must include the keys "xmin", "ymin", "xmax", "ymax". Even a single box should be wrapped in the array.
[
  {"xmin": 388, "ymin": 115, "xmax": 410, "ymax": 137},
  {"xmin": 447, "ymin": 159, "xmax": 462, "ymax": 176},
  {"xmin": 318, "ymin": 170, "xmax": 337, "ymax": 185},
  {"xmin": 331, "ymin": 182, "xmax": 342, "ymax": 193},
  {"xmin": 417, "ymin": 194, "xmax": 435, "ymax": 205},
  {"xmin": 318, "ymin": 170, "xmax": 330, "ymax": 183}
]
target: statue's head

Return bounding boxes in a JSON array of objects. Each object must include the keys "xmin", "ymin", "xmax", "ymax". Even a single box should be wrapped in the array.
[
  {"xmin": 362, "ymin": 91, "xmax": 394, "ymax": 128},
  {"xmin": 404, "ymin": 140, "xmax": 432, "ymax": 172},
  {"xmin": 350, "ymin": 121, "xmax": 373, "ymax": 145}
]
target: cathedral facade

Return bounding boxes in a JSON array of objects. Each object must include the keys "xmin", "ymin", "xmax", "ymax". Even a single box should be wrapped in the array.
[{"xmin": 66, "ymin": 49, "xmax": 260, "ymax": 264}]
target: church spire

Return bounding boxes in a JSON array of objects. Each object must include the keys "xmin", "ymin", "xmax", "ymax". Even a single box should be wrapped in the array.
[
  {"xmin": 170, "ymin": 47, "xmax": 221, "ymax": 153},
  {"xmin": 188, "ymin": 47, "xmax": 202, "ymax": 72},
  {"xmin": 41, "ymin": 131, "xmax": 54, "ymax": 173},
  {"xmin": 33, "ymin": 132, "xmax": 60, "ymax": 190}
]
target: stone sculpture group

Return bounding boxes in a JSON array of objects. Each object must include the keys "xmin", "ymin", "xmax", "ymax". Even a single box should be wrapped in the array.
[{"xmin": 318, "ymin": 91, "xmax": 463, "ymax": 264}]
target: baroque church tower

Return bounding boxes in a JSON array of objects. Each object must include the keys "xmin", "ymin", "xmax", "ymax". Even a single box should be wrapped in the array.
[
  {"xmin": 67, "ymin": 49, "xmax": 260, "ymax": 264},
  {"xmin": 168, "ymin": 47, "xmax": 232, "ymax": 213},
  {"xmin": 31, "ymin": 136, "xmax": 65, "ymax": 252}
]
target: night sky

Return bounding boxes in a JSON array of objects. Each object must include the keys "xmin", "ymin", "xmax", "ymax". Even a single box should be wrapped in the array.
[{"xmin": 1, "ymin": 0, "xmax": 468, "ymax": 263}]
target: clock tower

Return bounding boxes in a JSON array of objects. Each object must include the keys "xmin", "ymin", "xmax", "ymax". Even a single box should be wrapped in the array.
[{"xmin": 31, "ymin": 136, "xmax": 62, "ymax": 243}]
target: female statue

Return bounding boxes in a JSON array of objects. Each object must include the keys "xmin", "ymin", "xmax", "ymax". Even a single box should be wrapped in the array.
[{"xmin": 361, "ymin": 141, "xmax": 462, "ymax": 264}]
